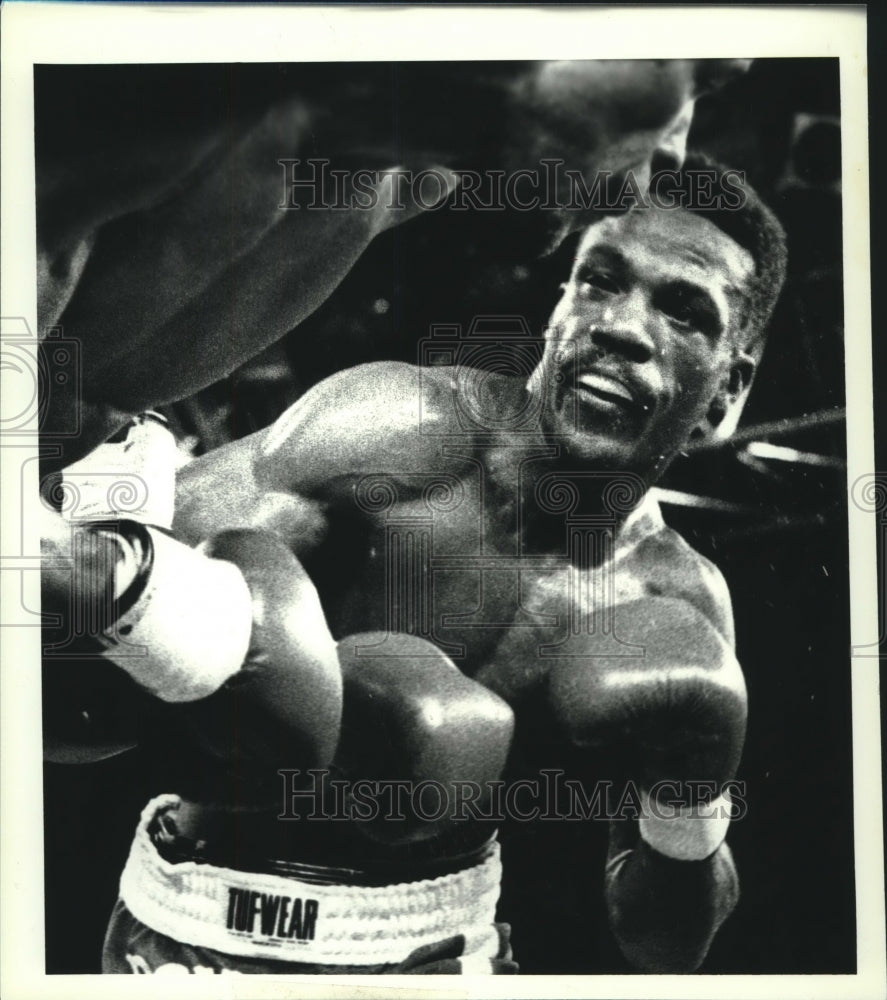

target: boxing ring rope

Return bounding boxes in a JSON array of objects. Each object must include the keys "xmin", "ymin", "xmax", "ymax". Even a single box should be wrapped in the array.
[{"xmin": 686, "ymin": 406, "xmax": 846, "ymax": 452}]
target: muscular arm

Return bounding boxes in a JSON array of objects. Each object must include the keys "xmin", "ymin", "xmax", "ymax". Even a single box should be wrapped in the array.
[
  {"xmin": 45, "ymin": 363, "xmax": 449, "ymax": 768},
  {"xmin": 173, "ymin": 361, "xmax": 463, "ymax": 556},
  {"xmin": 173, "ymin": 432, "xmax": 330, "ymax": 557},
  {"xmin": 38, "ymin": 60, "xmax": 754, "ymax": 469},
  {"xmin": 39, "ymin": 82, "xmax": 457, "ymax": 471}
]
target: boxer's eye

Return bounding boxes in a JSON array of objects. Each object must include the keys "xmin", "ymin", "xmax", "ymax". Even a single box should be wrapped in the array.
[
  {"xmin": 576, "ymin": 268, "xmax": 619, "ymax": 298},
  {"xmin": 657, "ymin": 283, "xmax": 721, "ymax": 338}
]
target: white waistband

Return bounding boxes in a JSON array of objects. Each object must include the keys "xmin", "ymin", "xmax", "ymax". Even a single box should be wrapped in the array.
[{"xmin": 119, "ymin": 795, "xmax": 503, "ymax": 966}]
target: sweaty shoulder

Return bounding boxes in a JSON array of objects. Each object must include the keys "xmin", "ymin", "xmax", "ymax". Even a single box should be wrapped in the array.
[
  {"xmin": 630, "ymin": 525, "xmax": 736, "ymax": 649},
  {"xmin": 256, "ymin": 362, "xmax": 474, "ymax": 495}
]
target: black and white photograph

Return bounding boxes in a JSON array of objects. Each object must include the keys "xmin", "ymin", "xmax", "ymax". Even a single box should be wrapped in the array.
[{"xmin": 1, "ymin": 4, "xmax": 883, "ymax": 997}]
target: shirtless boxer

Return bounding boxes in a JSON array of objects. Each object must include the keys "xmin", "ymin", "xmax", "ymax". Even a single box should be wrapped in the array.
[
  {"xmin": 37, "ymin": 59, "xmax": 752, "ymax": 469},
  {"xmin": 40, "ymin": 60, "xmax": 754, "ymax": 766},
  {"xmin": 93, "ymin": 156, "xmax": 784, "ymax": 974},
  {"xmin": 42, "ymin": 416, "xmax": 519, "ymax": 971}
]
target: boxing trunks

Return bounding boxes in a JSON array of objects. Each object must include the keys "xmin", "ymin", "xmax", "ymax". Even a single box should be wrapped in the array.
[{"xmin": 102, "ymin": 796, "xmax": 516, "ymax": 975}]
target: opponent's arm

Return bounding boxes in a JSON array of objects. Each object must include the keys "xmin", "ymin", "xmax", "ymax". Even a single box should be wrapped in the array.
[
  {"xmin": 39, "ymin": 89, "xmax": 457, "ymax": 472},
  {"xmin": 548, "ymin": 597, "xmax": 747, "ymax": 972}
]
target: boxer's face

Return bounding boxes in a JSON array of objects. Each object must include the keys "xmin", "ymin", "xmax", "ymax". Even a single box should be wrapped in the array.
[{"xmin": 535, "ymin": 206, "xmax": 755, "ymax": 480}]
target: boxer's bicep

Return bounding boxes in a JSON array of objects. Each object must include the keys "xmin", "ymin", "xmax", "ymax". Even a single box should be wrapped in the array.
[
  {"xmin": 174, "ymin": 364, "xmax": 435, "ymax": 551},
  {"xmin": 258, "ymin": 362, "xmax": 461, "ymax": 494},
  {"xmin": 175, "ymin": 454, "xmax": 329, "ymax": 559}
]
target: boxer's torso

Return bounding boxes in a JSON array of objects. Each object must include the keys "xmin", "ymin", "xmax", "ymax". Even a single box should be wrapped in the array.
[
  {"xmin": 271, "ymin": 364, "xmax": 734, "ymax": 693},
  {"xmin": 170, "ymin": 363, "xmax": 735, "ymax": 861}
]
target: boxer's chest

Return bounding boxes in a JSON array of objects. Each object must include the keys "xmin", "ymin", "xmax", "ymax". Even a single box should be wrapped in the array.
[{"xmin": 319, "ymin": 479, "xmax": 656, "ymax": 676}]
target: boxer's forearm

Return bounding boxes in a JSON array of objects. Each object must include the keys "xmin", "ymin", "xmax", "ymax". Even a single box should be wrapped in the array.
[
  {"xmin": 605, "ymin": 834, "xmax": 739, "ymax": 972},
  {"xmin": 174, "ymin": 444, "xmax": 328, "ymax": 556}
]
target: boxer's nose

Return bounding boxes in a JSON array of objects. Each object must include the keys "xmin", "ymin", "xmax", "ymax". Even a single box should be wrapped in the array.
[{"xmin": 591, "ymin": 290, "xmax": 656, "ymax": 364}]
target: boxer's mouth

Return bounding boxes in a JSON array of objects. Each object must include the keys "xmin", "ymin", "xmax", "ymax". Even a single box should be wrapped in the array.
[{"xmin": 575, "ymin": 370, "xmax": 651, "ymax": 416}]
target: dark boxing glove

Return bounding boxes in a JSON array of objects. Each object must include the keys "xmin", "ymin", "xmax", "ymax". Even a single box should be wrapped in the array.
[
  {"xmin": 549, "ymin": 597, "xmax": 746, "ymax": 861},
  {"xmin": 335, "ymin": 633, "xmax": 515, "ymax": 844}
]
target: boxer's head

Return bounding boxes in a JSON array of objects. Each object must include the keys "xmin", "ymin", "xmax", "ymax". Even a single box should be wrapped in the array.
[
  {"xmin": 514, "ymin": 61, "xmax": 750, "ymax": 171},
  {"xmin": 503, "ymin": 60, "xmax": 753, "ymax": 247},
  {"xmin": 532, "ymin": 154, "xmax": 787, "ymax": 482},
  {"xmin": 395, "ymin": 61, "xmax": 752, "ymax": 252}
]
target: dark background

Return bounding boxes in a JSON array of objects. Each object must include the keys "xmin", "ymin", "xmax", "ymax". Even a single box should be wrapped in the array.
[{"xmin": 41, "ymin": 57, "xmax": 858, "ymax": 974}]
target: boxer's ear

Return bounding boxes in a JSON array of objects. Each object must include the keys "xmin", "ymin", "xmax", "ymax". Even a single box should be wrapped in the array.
[{"xmin": 692, "ymin": 351, "xmax": 756, "ymax": 444}]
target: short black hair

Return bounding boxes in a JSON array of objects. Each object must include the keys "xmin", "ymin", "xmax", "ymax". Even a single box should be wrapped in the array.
[{"xmin": 666, "ymin": 151, "xmax": 788, "ymax": 359}]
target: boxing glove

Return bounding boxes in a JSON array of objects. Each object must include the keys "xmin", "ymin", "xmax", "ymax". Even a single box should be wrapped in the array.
[
  {"xmin": 548, "ymin": 597, "xmax": 745, "ymax": 970},
  {"xmin": 166, "ymin": 529, "xmax": 343, "ymax": 782},
  {"xmin": 548, "ymin": 597, "xmax": 746, "ymax": 854},
  {"xmin": 335, "ymin": 633, "xmax": 515, "ymax": 844},
  {"xmin": 44, "ymin": 520, "xmax": 342, "ymax": 784},
  {"xmin": 42, "ymin": 413, "xmax": 181, "ymax": 761}
]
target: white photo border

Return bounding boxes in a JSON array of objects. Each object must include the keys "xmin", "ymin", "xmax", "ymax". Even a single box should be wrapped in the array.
[{"xmin": 1, "ymin": 4, "xmax": 881, "ymax": 999}]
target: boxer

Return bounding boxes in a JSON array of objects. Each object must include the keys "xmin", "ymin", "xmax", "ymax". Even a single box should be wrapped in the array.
[
  {"xmin": 39, "ymin": 57, "xmax": 753, "ymax": 766},
  {"xmin": 36, "ymin": 59, "xmax": 752, "ymax": 469},
  {"xmin": 163, "ymin": 154, "xmax": 788, "ymax": 972},
  {"xmin": 43, "ymin": 445, "xmax": 518, "ymax": 972}
]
